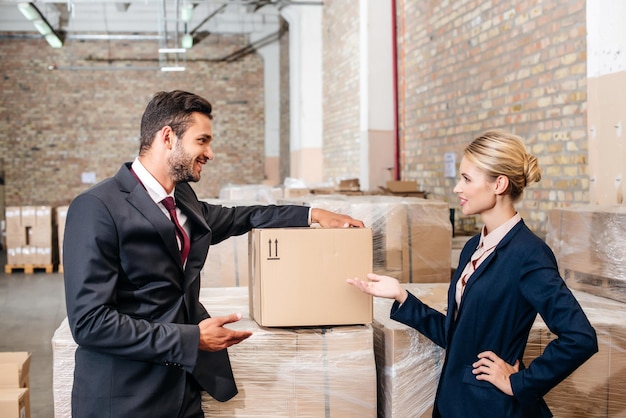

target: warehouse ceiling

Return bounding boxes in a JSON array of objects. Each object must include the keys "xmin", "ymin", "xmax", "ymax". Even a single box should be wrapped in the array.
[{"xmin": 0, "ymin": 0, "xmax": 320, "ymax": 45}]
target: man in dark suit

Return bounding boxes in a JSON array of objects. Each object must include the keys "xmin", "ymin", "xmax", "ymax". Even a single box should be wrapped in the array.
[{"xmin": 63, "ymin": 90, "xmax": 364, "ymax": 418}]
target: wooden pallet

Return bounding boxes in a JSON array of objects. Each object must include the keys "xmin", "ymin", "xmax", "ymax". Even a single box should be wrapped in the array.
[{"xmin": 4, "ymin": 264, "xmax": 55, "ymax": 274}]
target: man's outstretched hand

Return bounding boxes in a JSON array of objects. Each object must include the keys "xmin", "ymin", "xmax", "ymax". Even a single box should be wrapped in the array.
[
  {"xmin": 311, "ymin": 208, "xmax": 365, "ymax": 228},
  {"xmin": 198, "ymin": 313, "xmax": 252, "ymax": 352}
]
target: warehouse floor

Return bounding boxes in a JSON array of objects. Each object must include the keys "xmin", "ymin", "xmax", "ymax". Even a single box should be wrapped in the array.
[
  {"xmin": 0, "ymin": 251, "xmax": 66, "ymax": 418},
  {"xmin": 0, "ymin": 235, "xmax": 470, "ymax": 418}
]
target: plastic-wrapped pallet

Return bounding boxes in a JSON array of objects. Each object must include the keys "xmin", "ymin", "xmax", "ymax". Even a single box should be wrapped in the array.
[
  {"xmin": 51, "ymin": 287, "xmax": 377, "ymax": 418},
  {"xmin": 5, "ymin": 205, "xmax": 55, "ymax": 267},
  {"xmin": 524, "ymin": 289, "xmax": 626, "ymax": 417},
  {"xmin": 546, "ymin": 205, "xmax": 626, "ymax": 303},
  {"xmin": 218, "ymin": 184, "xmax": 283, "ymax": 204},
  {"xmin": 373, "ymin": 283, "xmax": 448, "ymax": 418},
  {"xmin": 198, "ymin": 199, "xmax": 261, "ymax": 288},
  {"xmin": 200, "ymin": 288, "xmax": 376, "ymax": 417},
  {"xmin": 51, "ymin": 318, "xmax": 73, "ymax": 418},
  {"xmin": 278, "ymin": 195, "xmax": 452, "ymax": 283}
]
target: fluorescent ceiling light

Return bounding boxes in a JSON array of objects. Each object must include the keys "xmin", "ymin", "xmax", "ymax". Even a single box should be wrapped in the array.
[
  {"xmin": 160, "ymin": 66, "xmax": 186, "ymax": 72},
  {"xmin": 181, "ymin": 4, "xmax": 194, "ymax": 23},
  {"xmin": 158, "ymin": 48, "xmax": 186, "ymax": 54},
  {"xmin": 17, "ymin": 2, "xmax": 63, "ymax": 48},
  {"xmin": 33, "ymin": 19, "xmax": 52, "ymax": 36},
  {"xmin": 45, "ymin": 33, "xmax": 63, "ymax": 48},
  {"xmin": 181, "ymin": 34, "xmax": 193, "ymax": 49},
  {"xmin": 17, "ymin": 2, "xmax": 39, "ymax": 21}
]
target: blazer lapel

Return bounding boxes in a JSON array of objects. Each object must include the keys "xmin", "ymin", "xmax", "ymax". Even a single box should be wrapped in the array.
[
  {"xmin": 174, "ymin": 185, "xmax": 211, "ymax": 288},
  {"xmin": 458, "ymin": 221, "xmax": 525, "ymax": 304},
  {"xmin": 116, "ymin": 164, "xmax": 182, "ymax": 267}
]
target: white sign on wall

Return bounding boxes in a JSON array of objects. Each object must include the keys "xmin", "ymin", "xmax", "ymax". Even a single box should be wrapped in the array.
[
  {"xmin": 81, "ymin": 172, "xmax": 97, "ymax": 184},
  {"xmin": 444, "ymin": 152, "xmax": 456, "ymax": 178}
]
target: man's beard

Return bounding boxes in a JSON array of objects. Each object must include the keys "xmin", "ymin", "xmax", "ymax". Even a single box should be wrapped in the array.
[{"xmin": 168, "ymin": 142, "xmax": 200, "ymax": 184}]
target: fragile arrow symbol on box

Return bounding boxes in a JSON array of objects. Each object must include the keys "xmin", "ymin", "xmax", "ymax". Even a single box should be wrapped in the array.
[{"xmin": 267, "ymin": 238, "xmax": 280, "ymax": 260}]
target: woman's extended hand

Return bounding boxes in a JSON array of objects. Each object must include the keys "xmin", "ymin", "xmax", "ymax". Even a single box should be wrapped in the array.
[{"xmin": 346, "ymin": 273, "xmax": 408, "ymax": 304}]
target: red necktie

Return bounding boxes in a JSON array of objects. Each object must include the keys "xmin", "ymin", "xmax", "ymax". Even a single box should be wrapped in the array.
[{"xmin": 161, "ymin": 197, "xmax": 190, "ymax": 265}]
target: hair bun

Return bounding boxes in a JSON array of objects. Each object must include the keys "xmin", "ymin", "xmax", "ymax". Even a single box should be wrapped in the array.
[{"xmin": 524, "ymin": 153, "xmax": 542, "ymax": 185}]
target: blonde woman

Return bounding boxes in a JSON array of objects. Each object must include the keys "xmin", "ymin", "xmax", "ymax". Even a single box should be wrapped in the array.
[{"xmin": 348, "ymin": 130, "xmax": 597, "ymax": 417}]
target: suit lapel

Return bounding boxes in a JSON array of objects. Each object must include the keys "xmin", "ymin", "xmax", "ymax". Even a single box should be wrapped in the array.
[
  {"xmin": 116, "ymin": 164, "xmax": 183, "ymax": 267},
  {"xmin": 458, "ymin": 221, "xmax": 525, "ymax": 304},
  {"xmin": 116, "ymin": 164, "xmax": 213, "ymax": 287},
  {"xmin": 175, "ymin": 185, "xmax": 211, "ymax": 288}
]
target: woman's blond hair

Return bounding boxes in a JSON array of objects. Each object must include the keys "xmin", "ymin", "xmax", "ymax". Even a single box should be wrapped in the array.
[{"xmin": 464, "ymin": 130, "xmax": 542, "ymax": 201}]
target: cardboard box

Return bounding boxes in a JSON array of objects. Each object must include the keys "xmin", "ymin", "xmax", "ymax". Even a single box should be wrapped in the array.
[
  {"xmin": 5, "ymin": 206, "xmax": 54, "ymax": 265},
  {"xmin": 283, "ymin": 187, "xmax": 311, "ymax": 198},
  {"xmin": 400, "ymin": 201, "xmax": 452, "ymax": 283},
  {"xmin": 204, "ymin": 321, "xmax": 377, "ymax": 417},
  {"xmin": 0, "ymin": 388, "xmax": 30, "ymax": 418},
  {"xmin": 201, "ymin": 233, "xmax": 249, "ymax": 287},
  {"xmin": 337, "ymin": 178, "xmax": 361, "ymax": 191},
  {"xmin": 293, "ymin": 326, "xmax": 376, "ymax": 416},
  {"xmin": 200, "ymin": 287, "xmax": 377, "ymax": 417},
  {"xmin": 0, "ymin": 352, "xmax": 31, "ymax": 389},
  {"xmin": 218, "ymin": 184, "xmax": 282, "ymax": 204},
  {"xmin": 522, "ymin": 289, "xmax": 626, "ymax": 417},
  {"xmin": 380, "ymin": 181, "xmax": 427, "ymax": 198},
  {"xmin": 546, "ymin": 205, "xmax": 626, "ymax": 303},
  {"xmin": 249, "ymin": 227, "xmax": 373, "ymax": 327},
  {"xmin": 199, "ymin": 198, "xmax": 260, "ymax": 288}
]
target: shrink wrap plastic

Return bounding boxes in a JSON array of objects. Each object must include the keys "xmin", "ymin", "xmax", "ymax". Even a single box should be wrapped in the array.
[
  {"xmin": 52, "ymin": 288, "xmax": 377, "ymax": 418},
  {"xmin": 546, "ymin": 205, "xmax": 626, "ymax": 303}
]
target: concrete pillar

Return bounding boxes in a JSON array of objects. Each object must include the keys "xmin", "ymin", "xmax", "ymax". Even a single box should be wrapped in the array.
[
  {"xmin": 359, "ymin": 0, "xmax": 396, "ymax": 192},
  {"xmin": 587, "ymin": 0, "xmax": 626, "ymax": 204},
  {"xmin": 253, "ymin": 29, "xmax": 281, "ymax": 186},
  {"xmin": 281, "ymin": 5, "xmax": 324, "ymax": 184}
]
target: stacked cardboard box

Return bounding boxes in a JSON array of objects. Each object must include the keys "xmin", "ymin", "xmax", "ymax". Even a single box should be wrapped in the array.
[
  {"xmin": 218, "ymin": 184, "xmax": 283, "ymax": 204},
  {"xmin": 278, "ymin": 195, "xmax": 452, "ymax": 283},
  {"xmin": 201, "ymin": 233, "xmax": 249, "ymax": 287},
  {"xmin": 546, "ymin": 205, "xmax": 626, "ymax": 303},
  {"xmin": 199, "ymin": 199, "xmax": 262, "ymax": 288},
  {"xmin": 373, "ymin": 284, "xmax": 448, "ymax": 418},
  {"xmin": 379, "ymin": 180, "xmax": 427, "ymax": 198},
  {"xmin": 0, "ymin": 352, "xmax": 31, "ymax": 418},
  {"xmin": 5, "ymin": 206, "xmax": 55, "ymax": 266},
  {"xmin": 201, "ymin": 288, "xmax": 376, "ymax": 417},
  {"xmin": 282, "ymin": 187, "xmax": 311, "ymax": 198},
  {"xmin": 524, "ymin": 289, "xmax": 626, "ymax": 417}
]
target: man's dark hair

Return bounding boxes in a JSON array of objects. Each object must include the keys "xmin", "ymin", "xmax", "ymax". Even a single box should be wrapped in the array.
[{"xmin": 139, "ymin": 90, "xmax": 213, "ymax": 154}]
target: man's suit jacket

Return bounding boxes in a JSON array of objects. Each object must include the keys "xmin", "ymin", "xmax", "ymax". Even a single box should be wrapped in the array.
[
  {"xmin": 63, "ymin": 163, "xmax": 309, "ymax": 418},
  {"xmin": 390, "ymin": 220, "xmax": 598, "ymax": 418}
]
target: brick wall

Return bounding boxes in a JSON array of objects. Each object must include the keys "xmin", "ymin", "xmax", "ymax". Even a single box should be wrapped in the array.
[
  {"xmin": 396, "ymin": 0, "xmax": 588, "ymax": 235},
  {"xmin": 0, "ymin": 0, "xmax": 593, "ymax": 237},
  {"xmin": 322, "ymin": 0, "xmax": 362, "ymax": 184},
  {"xmin": 0, "ymin": 34, "xmax": 264, "ymax": 207}
]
